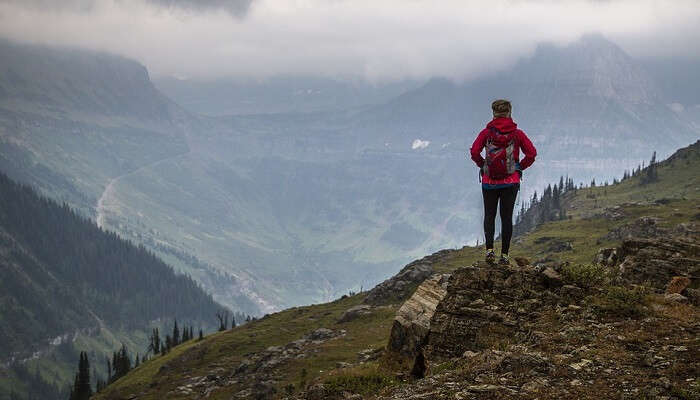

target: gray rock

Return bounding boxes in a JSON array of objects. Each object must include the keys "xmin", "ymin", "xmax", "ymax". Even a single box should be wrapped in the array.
[
  {"xmin": 338, "ymin": 304, "xmax": 373, "ymax": 323},
  {"xmin": 387, "ymin": 274, "xmax": 450, "ymax": 357},
  {"xmin": 664, "ymin": 293, "xmax": 688, "ymax": 303},
  {"xmin": 305, "ymin": 328, "xmax": 335, "ymax": 341},
  {"xmin": 363, "ymin": 251, "xmax": 451, "ymax": 305},
  {"xmin": 561, "ymin": 285, "xmax": 583, "ymax": 298}
]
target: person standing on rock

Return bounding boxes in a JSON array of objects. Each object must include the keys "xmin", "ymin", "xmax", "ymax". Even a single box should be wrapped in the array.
[{"xmin": 470, "ymin": 99, "xmax": 537, "ymax": 265}]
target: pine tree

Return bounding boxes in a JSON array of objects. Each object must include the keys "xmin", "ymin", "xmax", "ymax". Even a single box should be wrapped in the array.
[
  {"xmin": 106, "ymin": 356, "xmax": 112, "ymax": 383},
  {"xmin": 643, "ymin": 151, "xmax": 658, "ymax": 184},
  {"xmin": 198, "ymin": 329, "xmax": 204, "ymax": 341},
  {"xmin": 71, "ymin": 352, "xmax": 92, "ymax": 400},
  {"xmin": 173, "ymin": 319, "xmax": 180, "ymax": 346}
]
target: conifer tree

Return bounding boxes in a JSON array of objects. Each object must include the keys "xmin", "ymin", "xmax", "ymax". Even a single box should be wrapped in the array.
[
  {"xmin": 173, "ymin": 319, "xmax": 180, "ymax": 346},
  {"xmin": 70, "ymin": 352, "xmax": 92, "ymax": 400}
]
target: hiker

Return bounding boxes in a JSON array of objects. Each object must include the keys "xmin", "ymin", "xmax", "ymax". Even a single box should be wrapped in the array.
[{"xmin": 470, "ymin": 99, "xmax": 537, "ymax": 265}]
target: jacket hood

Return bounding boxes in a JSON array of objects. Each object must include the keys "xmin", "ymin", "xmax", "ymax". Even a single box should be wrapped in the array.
[{"xmin": 486, "ymin": 117, "xmax": 517, "ymax": 133}]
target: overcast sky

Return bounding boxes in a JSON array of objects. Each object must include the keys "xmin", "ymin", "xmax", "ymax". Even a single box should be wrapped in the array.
[{"xmin": 0, "ymin": 0, "xmax": 698, "ymax": 82}]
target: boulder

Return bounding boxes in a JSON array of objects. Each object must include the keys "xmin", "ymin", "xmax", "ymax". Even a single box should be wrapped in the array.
[
  {"xmin": 541, "ymin": 267, "xmax": 563, "ymax": 287},
  {"xmin": 664, "ymin": 293, "xmax": 688, "ymax": 303},
  {"xmin": 423, "ymin": 262, "xmax": 557, "ymax": 360},
  {"xmin": 338, "ymin": 305, "xmax": 372, "ymax": 323},
  {"xmin": 617, "ymin": 236, "xmax": 699, "ymax": 290},
  {"xmin": 594, "ymin": 247, "xmax": 618, "ymax": 266},
  {"xmin": 305, "ymin": 328, "xmax": 336, "ymax": 341},
  {"xmin": 387, "ymin": 273, "xmax": 450, "ymax": 357},
  {"xmin": 666, "ymin": 276, "xmax": 691, "ymax": 294}
]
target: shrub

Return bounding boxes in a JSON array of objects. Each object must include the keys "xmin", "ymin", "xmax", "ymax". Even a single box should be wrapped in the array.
[
  {"xmin": 561, "ymin": 263, "xmax": 608, "ymax": 288},
  {"xmin": 589, "ymin": 286, "xmax": 649, "ymax": 318}
]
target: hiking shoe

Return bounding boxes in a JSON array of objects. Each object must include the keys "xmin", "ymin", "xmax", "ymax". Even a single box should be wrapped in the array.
[
  {"xmin": 498, "ymin": 254, "xmax": 510, "ymax": 266},
  {"xmin": 485, "ymin": 249, "xmax": 496, "ymax": 264}
]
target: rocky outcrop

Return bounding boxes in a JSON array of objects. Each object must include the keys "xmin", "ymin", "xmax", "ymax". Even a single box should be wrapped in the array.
[
  {"xmin": 424, "ymin": 262, "xmax": 557, "ymax": 360},
  {"xmin": 364, "ymin": 249, "xmax": 455, "ymax": 305},
  {"xmin": 387, "ymin": 273, "xmax": 450, "ymax": 358},
  {"xmin": 338, "ymin": 305, "xmax": 372, "ymax": 323},
  {"xmin": 603, "ymin": 216, "xmax": 667, "ymax": 241},
  {"xmin": 616, "ymin": 234, "xmax": 699, "ymax": 293},
  {"xmin": 378, "ymin": 237, "xmax": 699, "ymax": 400}
]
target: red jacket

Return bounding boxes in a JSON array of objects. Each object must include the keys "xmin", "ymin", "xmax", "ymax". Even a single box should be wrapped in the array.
[{"xmin": 470, "ymin": 117, "xmax": 537, "ymax": 185}]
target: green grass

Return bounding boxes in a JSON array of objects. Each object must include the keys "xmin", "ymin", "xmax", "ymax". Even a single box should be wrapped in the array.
[
  {"xmin": 95, "ymin": 294, "xmax": 397, "ymax": 399},
  {"xmin": 322, "ymin": 364, "xmax": 398, "ymax": 396},
  {"xmin": 588, "ymin": 285, "xmax": 650, "ymax": 318},
  {"xmin": 561, "ymin": 263, "xmax": 609, "ymax": 288}
]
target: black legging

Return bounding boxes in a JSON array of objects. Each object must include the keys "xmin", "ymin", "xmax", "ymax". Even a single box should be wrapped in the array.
[{"xmin": 482, "ymin": 184, "xmax": 519, "ymax": 254}]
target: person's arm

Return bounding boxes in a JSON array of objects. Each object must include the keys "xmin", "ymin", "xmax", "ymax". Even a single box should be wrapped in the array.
[
  {"xmin": 470, "ymin": 129, "xmax": 488, "ymax": 168},
  {"xmin": 517, "ymin": 130, "xmax": 537, "ymax": 170}
]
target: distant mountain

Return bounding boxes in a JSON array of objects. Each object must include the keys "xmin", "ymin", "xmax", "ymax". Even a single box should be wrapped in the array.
[
  {"xmin": 350, "ymin": 34, "xmax": 698, "ymax": 185},
  {"xmin": 0, "ymin": 40, "xmax": 178, "ymax": 122},
  {"xmin": 154, "ymin": 75, "xmax": 424, "ymax": 116},
  {"xmin": 0, "ymin": 171, "xmax": 223, "ymax": 400},
  {"xmin": 640, "ymin": 56, "xmax": 700, "ymax": 107}
]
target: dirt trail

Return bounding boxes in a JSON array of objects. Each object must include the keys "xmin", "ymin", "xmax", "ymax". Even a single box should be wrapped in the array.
[{"xmin": 95, "ymin": 150, "xmax": 190, "ymax": 229}]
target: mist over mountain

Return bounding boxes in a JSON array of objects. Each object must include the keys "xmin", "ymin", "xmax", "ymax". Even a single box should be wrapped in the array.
[
  {"xmin": 0, "ymin": 35, "xmax": 697, "ymax": 322},
  {"xmin": 153, "ymin": 76, "xmax": 424, "ymax": 116}
]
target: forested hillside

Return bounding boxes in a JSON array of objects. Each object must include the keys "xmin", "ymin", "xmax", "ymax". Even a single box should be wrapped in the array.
[{"xmin": 0, "ymin": 171, "xmax": 223, "ymax": 400}]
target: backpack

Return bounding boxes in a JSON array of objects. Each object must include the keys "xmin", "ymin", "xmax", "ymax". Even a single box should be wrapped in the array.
[{"xmin": 483, "ymin": 127, "xmax": 516, "ymax": 180}]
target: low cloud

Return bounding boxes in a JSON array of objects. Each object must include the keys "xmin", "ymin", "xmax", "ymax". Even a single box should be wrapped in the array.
[
  {"xmin": 0, "ymin": 0, "xmax": 698, "ymax": 81},
  {"xmin": 144, "ymin": 0, "xmax": 253, "ymax": 17}
]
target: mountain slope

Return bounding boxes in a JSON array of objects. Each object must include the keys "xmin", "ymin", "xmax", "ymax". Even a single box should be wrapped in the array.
[
  {"xmin": 93, "ymin": 141, "xmax": 699, "ymax": 399},
  {"xmin": 0, "ymin": 171, "xmax": 223, "ymax": 400}
]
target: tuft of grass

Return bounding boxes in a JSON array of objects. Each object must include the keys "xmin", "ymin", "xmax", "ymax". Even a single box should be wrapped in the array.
[
  {"xmin": 589, "ymin": 286, "xmax": 649, "ymax": 318},
  {"xmin": 561, "ymin": 263, "xmax": 609, "ymax": 288},
  {"xmin": 323, "ymin": 364, "xmax": 397, "ymax": 396}
]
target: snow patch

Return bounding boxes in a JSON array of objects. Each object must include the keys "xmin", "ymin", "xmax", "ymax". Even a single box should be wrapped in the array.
[
  {"xmin": 669, "ymin": 103, "xmax": 684, "ymax": 113},
  {"xmin": 412, "ymin": 139, "xmax": 430, "ymax": 150}
]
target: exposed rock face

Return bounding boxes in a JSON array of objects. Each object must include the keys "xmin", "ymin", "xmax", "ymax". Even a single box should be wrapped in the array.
[
  {"xmin": 424, "ymin": 262, "xmax": 556, "ymax": 360},
  {"xmin": 364, "ymin": 249, "xmax": 455, "ymax": 305},
  {"xmin": 387, "ymin": 273, "xmax": 450, "ymax": 357},
  {"xmin": 616, "ymin": 235, "xmax": 699, "ymax": 292},
  {"xmin": 604, "ymin": 216, "xmax": 667, "ymax": 241}
]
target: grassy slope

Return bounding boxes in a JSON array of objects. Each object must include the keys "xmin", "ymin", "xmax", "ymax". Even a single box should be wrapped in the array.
[{"xmin": 95, "ymin": 141, "xmax": 699, "ymax": 399}]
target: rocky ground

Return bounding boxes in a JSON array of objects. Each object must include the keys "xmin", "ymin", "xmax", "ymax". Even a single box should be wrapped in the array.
[{"xmin": 292, "ymin": 222, "xmax": 699, "ymax": 400}]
